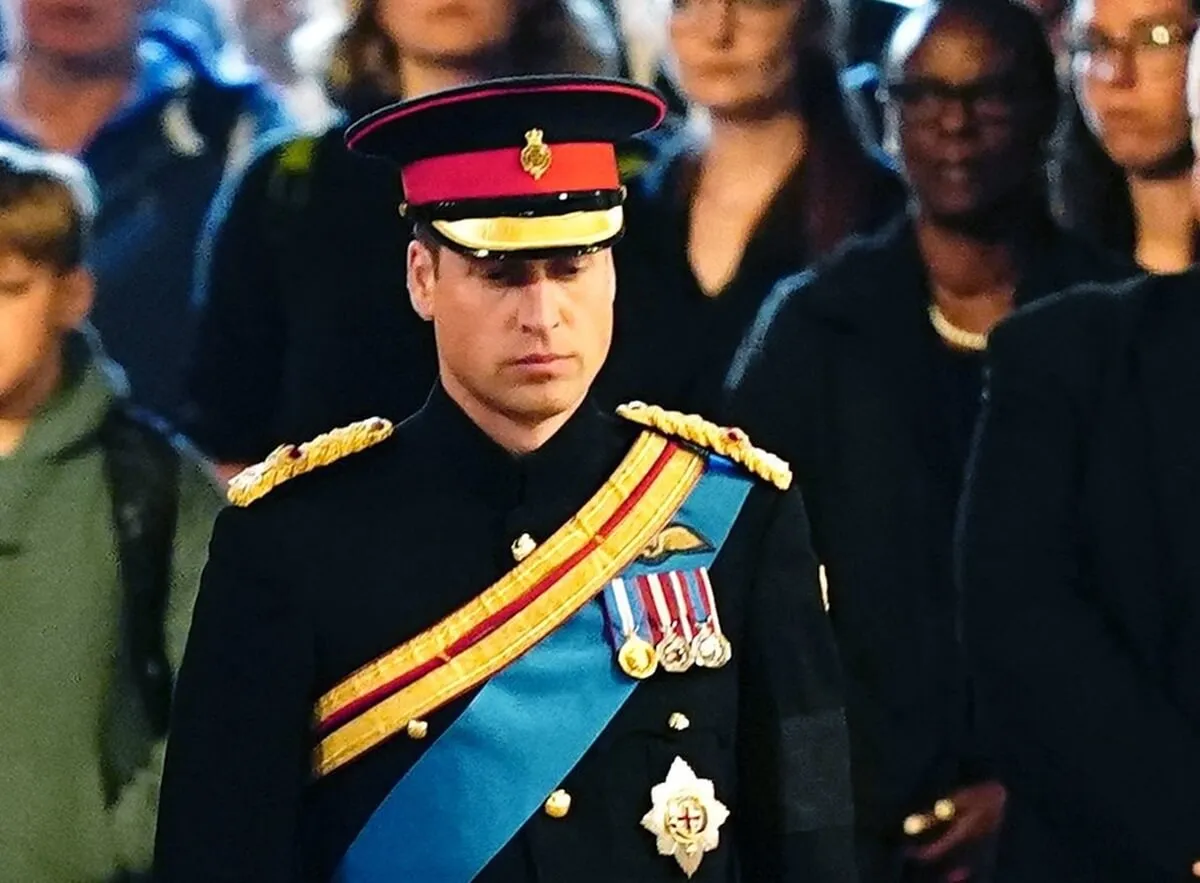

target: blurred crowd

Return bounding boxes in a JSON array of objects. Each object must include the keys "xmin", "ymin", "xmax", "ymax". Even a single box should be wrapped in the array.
[{"xmin": 3, "ymin": 0, "xmax": 1200, "ymax": 881}]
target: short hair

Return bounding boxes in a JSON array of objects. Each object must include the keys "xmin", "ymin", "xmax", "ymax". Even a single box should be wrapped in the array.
[{"xmin": 0, "ymin": 142, "xmax": 97, "ymax": 271}]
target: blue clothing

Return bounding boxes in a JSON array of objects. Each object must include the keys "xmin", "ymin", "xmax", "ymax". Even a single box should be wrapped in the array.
[
  {"xmin": 0, "ymin": 25, "xmax": 291, "ymax": 423},
  {"xmin": 146, "ymin": 1, "xmax": 228, "ymax": 57}
]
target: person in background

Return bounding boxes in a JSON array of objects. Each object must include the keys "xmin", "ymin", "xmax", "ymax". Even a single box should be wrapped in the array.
[
  {"xmin": 592, "ymin": 0, "xmax": 904, "ymax": 413},
  {"xmin": 720, "ymin": 1, "xmax": 1133, "ymax": 881},
  {"xmin": 183, "ymin": 0, "xmax": 620, "ymax": 483},
  {"xmin": 227, "ymin": 0, "xmax": 338, "ymax": 131},
  {"xmin": 1050, "ymin": 0, "xmax": 1197, "ymax": 272},
  {"xmin": 958, "ymin": 23, "xmax": 1200, "ymax": 882},
  {"xmin": 595, "ymin": 0, "xmax": 689, "ymax": 119},
  {"xmin": 0, "ymin": 143, "xmax": 221, "ymax": 883},
  {"xmin": 0, "ymin": 0, "xmax": 289, "ymax": 424}
]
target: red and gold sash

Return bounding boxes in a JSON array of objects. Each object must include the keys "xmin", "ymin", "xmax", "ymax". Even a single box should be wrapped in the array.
[{"xmin": 313, "ymin": 431, "xmax": 705, "ymax": 778}]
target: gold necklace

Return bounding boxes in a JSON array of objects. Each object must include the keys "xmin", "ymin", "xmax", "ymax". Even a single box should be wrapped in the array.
[{"xmin": 928, "ymin": 303, "xmax": 988, "ymax": 352}]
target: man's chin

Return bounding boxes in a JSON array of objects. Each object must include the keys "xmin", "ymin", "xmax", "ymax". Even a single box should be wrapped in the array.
[{"xmin": 498, "ymin": 383, "xmax": 586, "ymax": 425}]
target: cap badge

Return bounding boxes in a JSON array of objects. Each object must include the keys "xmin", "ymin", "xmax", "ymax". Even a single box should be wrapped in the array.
[{"xmin": 520, "ymin": 128, "xmax": 552, "ymax": 180}]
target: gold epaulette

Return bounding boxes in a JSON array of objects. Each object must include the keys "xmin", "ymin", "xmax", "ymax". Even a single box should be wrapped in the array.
[
  {"xmin": 616, "ymin": 402, "xmax": 792, "ymax": 491},
  {"xmin": 227, "ymin": 417, "xmax": 395, "ymax": 507}
]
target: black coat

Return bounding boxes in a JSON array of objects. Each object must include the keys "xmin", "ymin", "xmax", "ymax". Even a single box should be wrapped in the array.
[
  {"xmin": 719, "ymin": 218, "xmax": 1133, "ymax": 881},
  {"xmin": 154, "ymin": 387, "xmax": 857, "ymax": 883},
  {"xmin": 183, "ymin": 126, "xmax": 438, "ymax": 465},
  {"xmin": 959, "ymin": 271, "xmax": 1200, "ymax": 883},
  {"xmin": 593, "ymin": 132, "xmax": 905, "ymax": 415}
]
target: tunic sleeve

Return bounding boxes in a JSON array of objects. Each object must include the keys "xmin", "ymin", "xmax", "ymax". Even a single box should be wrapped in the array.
[
  {"xmin": 155, "ymin": 507, "xmax": 313, "ymax": 883},
  {"xmin": 736, "ymin": 487, "xmax": 857, "ymax": 883}
]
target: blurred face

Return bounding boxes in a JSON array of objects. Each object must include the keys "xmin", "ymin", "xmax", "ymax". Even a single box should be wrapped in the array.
[
  {"xmin": 885, "ymin": 11, "xmax": 1050, "ymax": 226},
  {"xmin": 1069, "ymin": 0, "xmax": 1196, "ymax": 175},
  {"xmin": 407, "ymin": 243, "xmax": 616, "ymax": 429},
  {"xmin": 376, "ymin": 0, "xmax": 519, "ymax": 66},
  {"xmin": 670, "ymin": 0, "xmax": 804, "ymax": 117},
  {"xmin": 17, "ymin": 0, "xmax": 148, "ymax": 63},
  {"xmin": 0, "ymin": 251, "xmax": 91, "ymax": 417}
]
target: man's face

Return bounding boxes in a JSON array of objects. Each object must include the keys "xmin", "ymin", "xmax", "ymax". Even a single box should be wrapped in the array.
[
  {"xmin": 886, "ymin": 10, "xmax": 1048, "ymax": 226},
  {"xmin": 0, "ymin": 251, "xmax": 90, "ymax": 415},
  {"xmin": 18, "ymin": 0, "xmax": 147, "ymax": 64},
  {"xmin": 408, "ymin": 243, "xmax": 616, "ymax": 429}
]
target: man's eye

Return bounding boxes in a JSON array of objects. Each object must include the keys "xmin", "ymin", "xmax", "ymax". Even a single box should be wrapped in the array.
[
  {"xmin": 0, "ymin": 279, "xmax": 31, "ymax": 297},
  {"xmin": 484, "ymin": 268, "xmax": 520, "ymax": 286},
  {"xmin": 548, "ymin": 260, "xmax": 585, "ymax": 280}
]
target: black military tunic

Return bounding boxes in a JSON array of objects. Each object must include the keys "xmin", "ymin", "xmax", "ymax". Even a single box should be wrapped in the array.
[{"xmin": 154, "ymin": 386, "xmax": 856, "ymax": 883}]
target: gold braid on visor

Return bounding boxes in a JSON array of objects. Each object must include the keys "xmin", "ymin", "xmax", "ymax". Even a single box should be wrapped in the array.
[{"xmin": 431, "ymin": 206, "xmax": 624, "ymax": 253}]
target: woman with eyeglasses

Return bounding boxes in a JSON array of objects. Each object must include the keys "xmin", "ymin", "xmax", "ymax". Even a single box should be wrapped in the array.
[
  {"xmin": 721, "ymin": 1, "xmax": 1133, "ymax": 880},
  {"xmin": 591, "ymin": 0, "xmax": 903, "ymax": 412},
  {"xmin": 1051, "ymin": 0, "xmax": 1198, "ymax": 272}
]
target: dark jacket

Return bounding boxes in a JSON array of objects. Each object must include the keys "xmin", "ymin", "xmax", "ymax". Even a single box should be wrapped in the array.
[
  {"xmin": 0, "ymin": 332, "xmax": 221, "ymax": 882},
  {"xmin": 184, "ymin": 125, "xmax": 430, "ymax": 463},
  {"xmin": 155, "ymin": 386, "xmax": 856, "ymax": 883},
  {"xmin": 594, "ymin": 129, "xmax": 905, "ymax": 415},
  {"xmin": 719, "ymin": 218, "xmax": 1134, "ymax": 881},
  {"xmin": 959, "ymin": 271, "xmax": 1200, "ymax": 883}
]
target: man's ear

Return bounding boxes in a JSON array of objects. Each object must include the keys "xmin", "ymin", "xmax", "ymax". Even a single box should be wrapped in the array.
[
  {"xmin": 407, "ymin": 239, "xmax": 437, "ymax": 323},
  {"xmin": 58, "ymin": 267, "xmax": 93, "ymax": 331}
]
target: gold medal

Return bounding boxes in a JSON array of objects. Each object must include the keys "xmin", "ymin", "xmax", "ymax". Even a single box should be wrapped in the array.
[
  {"xmin": 658, "ymin": 631, "xmax": 694, "ymax": 673},
  {"xmin": 618, "ymin": 634, "xmax": 659, "ymax": 679}
]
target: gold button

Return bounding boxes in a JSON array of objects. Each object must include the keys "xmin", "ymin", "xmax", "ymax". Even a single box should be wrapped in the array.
[
  {"xmin": 668, "ymin": 712, "xmax": 690, "ymax": 731},
  {"xmin": 511, "ymin": 533, "xmax": 537, "ymax": 562},
  {"xmin": 406, "ymin": 719, "xmax": 428, "ymax": 740},
  {"xmin": 933, "ymin": 798, "xmax": 956, "ymax": 821},
  {"xmin": 903, "ymin": 813, "xmax": 929, "ymax": 836},
  {"xmin": 544, "ymin": 789, "xmax": 571, "ymax": 818}
]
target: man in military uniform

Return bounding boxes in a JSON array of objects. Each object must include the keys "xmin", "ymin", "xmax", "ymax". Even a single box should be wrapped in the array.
[{"xmin": 153, "ymin": 76, "xmax": 855, "ymax": 883}]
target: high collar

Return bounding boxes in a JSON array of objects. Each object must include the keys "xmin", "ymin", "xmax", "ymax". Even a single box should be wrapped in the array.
[{"xmin": 408, "ymin": 384, "xmax": 631, "ymax": 513}]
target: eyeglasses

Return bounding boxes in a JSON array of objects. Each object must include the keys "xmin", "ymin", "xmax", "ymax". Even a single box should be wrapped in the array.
[
  {"xmin": 1067, "ymin": 20, "xmax": 1196, "ymax": 82},
  {"xmin": 882, "ymin": 77, "xmax": 1027, "ymax": 125}
]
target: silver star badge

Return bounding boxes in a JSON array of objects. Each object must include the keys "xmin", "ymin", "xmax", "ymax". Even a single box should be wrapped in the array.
[{"xmin": 640, "ymin": 756, "xmax": 730, "ymax": 878}]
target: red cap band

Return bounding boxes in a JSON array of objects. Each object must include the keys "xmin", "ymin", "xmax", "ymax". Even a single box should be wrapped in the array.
[{"xmin": 401, "ymin": 142, "xmax": 619, "ymax": 205}]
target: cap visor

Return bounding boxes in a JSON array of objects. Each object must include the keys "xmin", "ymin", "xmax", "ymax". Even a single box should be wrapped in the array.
[{"xmin": 431, "ymin": 206, "xmax": 624, "ymax": 254}]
